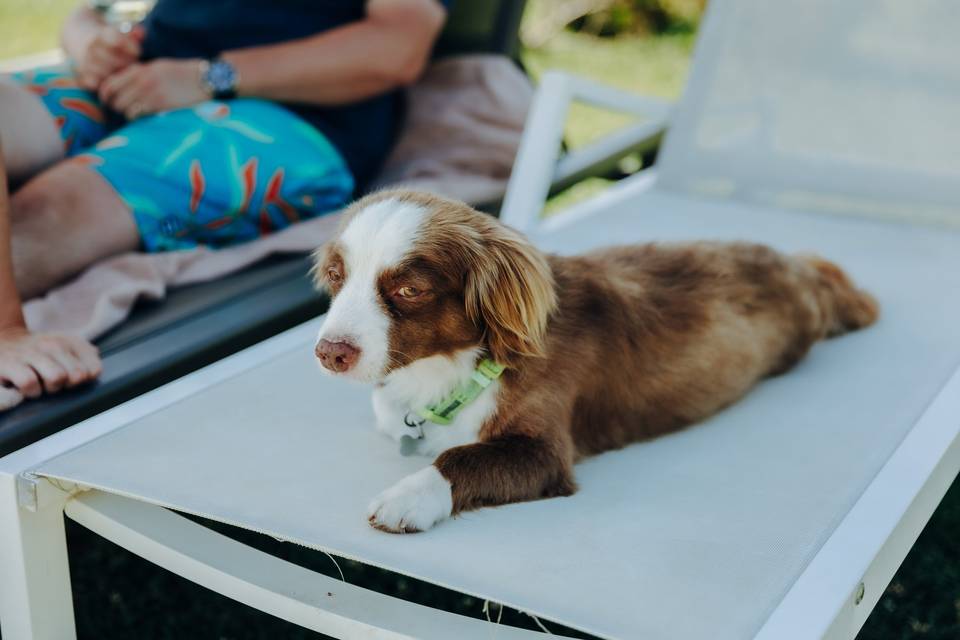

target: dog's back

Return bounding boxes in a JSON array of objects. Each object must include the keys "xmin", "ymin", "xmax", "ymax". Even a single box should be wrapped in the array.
[{"xmin": 531, "ymin": 242, "xmax": 878, "ymax": 457}]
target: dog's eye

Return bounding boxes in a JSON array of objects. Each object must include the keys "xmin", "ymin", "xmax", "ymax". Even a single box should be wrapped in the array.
[
  {"xmin": 327, "ymin": 268, "xmax": 342, "ymax": 283},
  {"xmin": 396, "ymin": 285, "xmax": 421, "ymax": 299}
]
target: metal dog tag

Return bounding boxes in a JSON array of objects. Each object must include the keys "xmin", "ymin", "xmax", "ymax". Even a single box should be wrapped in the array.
[{"xmin": 399, "ymin": 435, "xmax": 420, "ymax": 457}]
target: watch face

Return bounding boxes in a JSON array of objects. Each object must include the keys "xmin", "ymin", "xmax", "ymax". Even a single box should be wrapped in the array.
[{"xmin": 207, "ymin": 60, "xmax": 236, "ymax": 94}]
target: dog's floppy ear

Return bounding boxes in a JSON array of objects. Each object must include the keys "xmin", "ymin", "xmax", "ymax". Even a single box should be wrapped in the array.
[
  {"xmin": 309, "ymin": 241, "xmax": 338, "ymax": 291},
  {"xmin": 465, "ymin": 227, "xmax": 557, "ymax": 366}
]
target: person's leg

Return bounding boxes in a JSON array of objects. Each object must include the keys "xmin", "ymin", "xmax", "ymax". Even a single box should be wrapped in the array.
[
  {"xmin": 0, "ymin": 146, "xmax": 102, "ymax": 410},
  {"xmin": 0, "ymin": 80, "xmax": 63, "ymax": 181},
  {"xmin": 81, "ymin": 99, "xmax": 354, "ymax": 252},
  {"xmin": 11, "ymin": 160, "xmax": 140, "ymax": 299},
  {"xmin": 9, "ymin": 97, "xmax": 351, "ymax": 295},
  {"xmin": 1, "ymin": 65, "xmax": 110, "ymax": 184}
]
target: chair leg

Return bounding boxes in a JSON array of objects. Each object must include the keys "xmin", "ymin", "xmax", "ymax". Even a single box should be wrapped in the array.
[{"xmin": 0, "ymin": 473, "xmax": 76, "ymax": 640}]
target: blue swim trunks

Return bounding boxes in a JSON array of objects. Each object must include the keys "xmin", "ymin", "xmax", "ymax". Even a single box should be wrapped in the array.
[{"xmin": 11, "ymin": 65, "xmax": 354, "ymax": 251}]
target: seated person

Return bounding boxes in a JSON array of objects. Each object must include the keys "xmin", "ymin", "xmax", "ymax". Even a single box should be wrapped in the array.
[{"xmin": 0, "ymin": 0, "xmax": 448, "ymax": 409}]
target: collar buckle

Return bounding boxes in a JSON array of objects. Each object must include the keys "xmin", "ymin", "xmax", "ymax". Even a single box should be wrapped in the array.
[{"xmin": 412, "ymin": 358, "xmax": 506, "ymax": 428}]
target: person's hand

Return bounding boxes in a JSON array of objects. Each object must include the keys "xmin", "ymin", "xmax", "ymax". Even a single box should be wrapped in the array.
[
  {"xmin": 0, "ymin": 327, "xmax": 101, "ymax": 411},
  {"xmin": 99, "ymin": 58, "xmax": 209, "ymax": 120},
  {"xmin": 73, "ymin": 24, "xmax": 144, "ymax": 91}
]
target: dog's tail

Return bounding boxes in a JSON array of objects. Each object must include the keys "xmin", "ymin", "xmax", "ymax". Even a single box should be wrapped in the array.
[{"xmin": 802, "ymin": 256, "xmax": 879, "ymax": 337}]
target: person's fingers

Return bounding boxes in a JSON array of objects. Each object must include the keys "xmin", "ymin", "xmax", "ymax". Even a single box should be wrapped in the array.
[
  {"xmin": 99, "ymin": 64, "xmax": 141, "ymax": 106},
  {"xmin": 65, "ymin": 338, "xmax": 102, "ymax": 380},
  {"xmin": 77, "ymin": 70, "xmax": 101, "ymax": 91},
  {"xmin": 98, "ymin": 70, "xmax": 119, "ymax": 103},
  {"xmin": 90, "ymin": 49, "xmax": 124, "ymax": 76},
  {"xmin": 81, "ymin": 48, "xmax": 132, "ymax": 90},
  {"xmin": 0, "ymin": 386, "xmax": 24, "ymax": 412},
  {"xmin": 89, "ymin": 43, "xmax": 115, "ymax": 64},
  {"xmin": 28, "ymin": 352, "xmax": 69, "ymax": 394},
  {"xmin": 113, "ymin": 81, "xmax": 149, "ymax": 119},
  {"xmin": 104, "ymin": 34, "xmax": 140, "ymax": 61},
  {"xmin": 98, "ymin": 26, "xmax": 128, "ymax": 52},
  {"xmin": 0, "ymin": 362, "xmax": 42, "ymax": 398},
  {"xmin": 77, "ymin": 56, "xmax": 114, "ymax": 90},
  {"xmin": 112, "ymin": 30, "xmax": 143, "ymax": 59},
  {"xmin": 79, "ymin": 27, "xmax": 139, "ymax": 91},
  {"xmin": 89, "ymin": 41, "xmax": 124, "ymax": 72}
]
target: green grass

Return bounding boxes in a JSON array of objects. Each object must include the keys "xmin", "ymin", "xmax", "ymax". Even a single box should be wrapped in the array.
[
  {"xmin": 523, "ymin": 30, "xmax": 695, "ymax": 147},
  {"xmin": 1, "ymin": 9, "xmax": 959, "ymax": 639},
  {"xmin": 522, "ymin": 30, "xmax": 695, "ymax": 212},
  {"xmin": 0, "ymin": 0, "xmax": 74, "ymax": 60}
]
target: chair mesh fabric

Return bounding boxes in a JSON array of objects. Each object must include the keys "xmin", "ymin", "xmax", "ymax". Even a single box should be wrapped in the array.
[
  {"xmin": 38, "ymin": 192, "xmax": 960, "ymax": 639},
  {"xmin": 658, "ymin": 0, "xmax": 960, "ymax": 227}
]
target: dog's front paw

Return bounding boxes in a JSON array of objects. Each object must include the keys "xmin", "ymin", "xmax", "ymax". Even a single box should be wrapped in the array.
[{"xmin": 367, "ymin": 466, "xmax": 452, "ymax": 533}]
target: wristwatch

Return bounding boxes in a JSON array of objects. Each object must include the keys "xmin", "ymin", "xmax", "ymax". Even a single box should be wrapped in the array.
[{"xmin": 200, "ymin": 58, "xmax": 238, "ymax": 100}]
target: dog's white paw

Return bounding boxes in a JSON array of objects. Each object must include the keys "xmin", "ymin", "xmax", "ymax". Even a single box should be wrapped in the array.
[{"xmin": 367, "ymin": 466, "xmax": 452, "ymax": 533}]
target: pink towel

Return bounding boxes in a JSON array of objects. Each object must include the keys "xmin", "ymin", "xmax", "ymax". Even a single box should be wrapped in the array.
[{"xmin": 23, "ymin": 55, "xmax": 532, "ymax": 340}]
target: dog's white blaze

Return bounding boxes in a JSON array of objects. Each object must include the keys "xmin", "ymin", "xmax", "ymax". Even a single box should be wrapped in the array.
[
  {"xmin": 316, "ymin": 199, "xmax": 428, "ymax": 381},
  {"xmin": 373, "ymin": 347, "xmax": 498, "ymax": 455},
  {"xmin": 367, "ymin": 466, "xmax": 453, "ymax": 532}
]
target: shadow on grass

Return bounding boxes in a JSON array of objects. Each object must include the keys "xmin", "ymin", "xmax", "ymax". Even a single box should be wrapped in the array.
[{"xmin": 66, "ymin": 514, "xmax": 594, "ymax": 639}]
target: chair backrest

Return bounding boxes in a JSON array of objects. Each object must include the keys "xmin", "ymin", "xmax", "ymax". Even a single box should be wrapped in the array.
[
  {"xmin": 432, "ymin": 0, "xmax": 527, "ymax": 60},
  {"xmin": 657, "ymin": 0, "xmax": 960, "ymax": 227}
]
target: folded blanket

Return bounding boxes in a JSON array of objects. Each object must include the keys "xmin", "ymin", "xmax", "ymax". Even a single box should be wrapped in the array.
[{"xmin": 24, "ymin": 55, "xmax": 532, "ymax": 340}]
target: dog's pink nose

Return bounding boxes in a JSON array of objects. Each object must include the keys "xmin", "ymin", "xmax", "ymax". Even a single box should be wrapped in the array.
[{"xmin": 316, "ymin": 339, "xmax": 361, "ymax": 373}]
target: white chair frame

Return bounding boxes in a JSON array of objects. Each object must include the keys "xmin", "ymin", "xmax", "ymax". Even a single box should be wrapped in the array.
[
  {"xmin": 3, "ymin": 292, "xmax": 959, "ymax": 639},
  {"xmin": 2, "ymin": 49, "xmax": 959, "ymax": 640},
  {"xmin": 499, "ymin": 70, "xmax": 671, "ymax": 232}
]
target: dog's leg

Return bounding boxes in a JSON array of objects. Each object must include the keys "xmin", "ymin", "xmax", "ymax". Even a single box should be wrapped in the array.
[{"xmin": 367, "ymin": 435, "xmax": 575, "ymax": 533}]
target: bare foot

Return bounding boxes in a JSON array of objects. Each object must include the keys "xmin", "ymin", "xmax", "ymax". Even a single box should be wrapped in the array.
[{"xmin": 0, "ymin": 326, "xmax": 101, "ymax": 410}]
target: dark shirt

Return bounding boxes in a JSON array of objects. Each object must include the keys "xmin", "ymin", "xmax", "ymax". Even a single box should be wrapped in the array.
[{"xmin": 141, "ymin": 0, "xmax": 448, "ymax": 190}]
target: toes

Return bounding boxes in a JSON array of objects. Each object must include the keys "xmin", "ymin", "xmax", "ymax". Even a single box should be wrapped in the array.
[
  {"xmin": 367, "ymin": 505, "xmax": 421, "ymax": 534},
  {"xmin": 0, "ymin": 386, "xmax": 24, "ymax": 411},
  {"xmin": 68, "ymin": 338, "xmax": 102, "ymax": 379},
  {"xmin": 47, "ymin": 336, "xmax": 101, "ymax": 386},
  {"xmin": 29, "ymin": 353, "xmax": 69, "ymax": 394},
  {"xmin": 370, "ymin": 519, "xmax": 419, "ymax": 534},
  {"xmin": 0, "ymin": 333, "xmax": 101, "ymax": 402},
  {"xmin": 0, "ymin": 363, "xmax": 42, "ymax": 398},
  {"xmin": 46, "ymin": 346, "xmax": 88, "ymax": 387},
  {"xmin": 366, "ymin": 498, "xmax": 404, "ymax": 533},
  {"xmin": 366, "ymin": 468, "xmax": 453, "ymax": 533},
  {"xmin": 367, "ymin": 493, "xmax": 406, "ymax": 532}
]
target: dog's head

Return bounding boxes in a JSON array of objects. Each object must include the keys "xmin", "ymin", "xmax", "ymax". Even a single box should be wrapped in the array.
[{"xmin": 312, "ymin": 190, "xmax": 557, "ymax": 382}]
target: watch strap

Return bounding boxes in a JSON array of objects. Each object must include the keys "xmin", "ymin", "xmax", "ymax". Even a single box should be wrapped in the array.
[{"xmin": 201, "ymin": 58, "xmax": 238, "ymax": 100}]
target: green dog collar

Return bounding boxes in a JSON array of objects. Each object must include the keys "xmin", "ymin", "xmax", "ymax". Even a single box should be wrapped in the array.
[{"xmin": 415, "ymin": 358, "xmax": 506, "ymax": 426}]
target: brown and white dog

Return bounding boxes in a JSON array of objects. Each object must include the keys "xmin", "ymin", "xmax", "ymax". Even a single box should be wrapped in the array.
[{"xmin": 312, "ymin": 190, "xmax": 878, "ymax": 533}]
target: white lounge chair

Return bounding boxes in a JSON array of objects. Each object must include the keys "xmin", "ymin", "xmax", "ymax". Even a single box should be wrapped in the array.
[{"xmin": 2, "ymin": 0, "xmax": 959, "ymax": 638}]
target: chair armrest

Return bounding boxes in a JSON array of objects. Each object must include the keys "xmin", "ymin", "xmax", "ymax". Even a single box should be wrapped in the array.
[
  {"xmin": 66, "ymin": 490, "xmax": 578, "ymax": 640},
  {"xmin": 552, "ymin": 120, "xmax": 664, "ymax": 194},
  {"xmin": 500, "ymin": 70, "xmax": 672, "ymax": 232}
]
